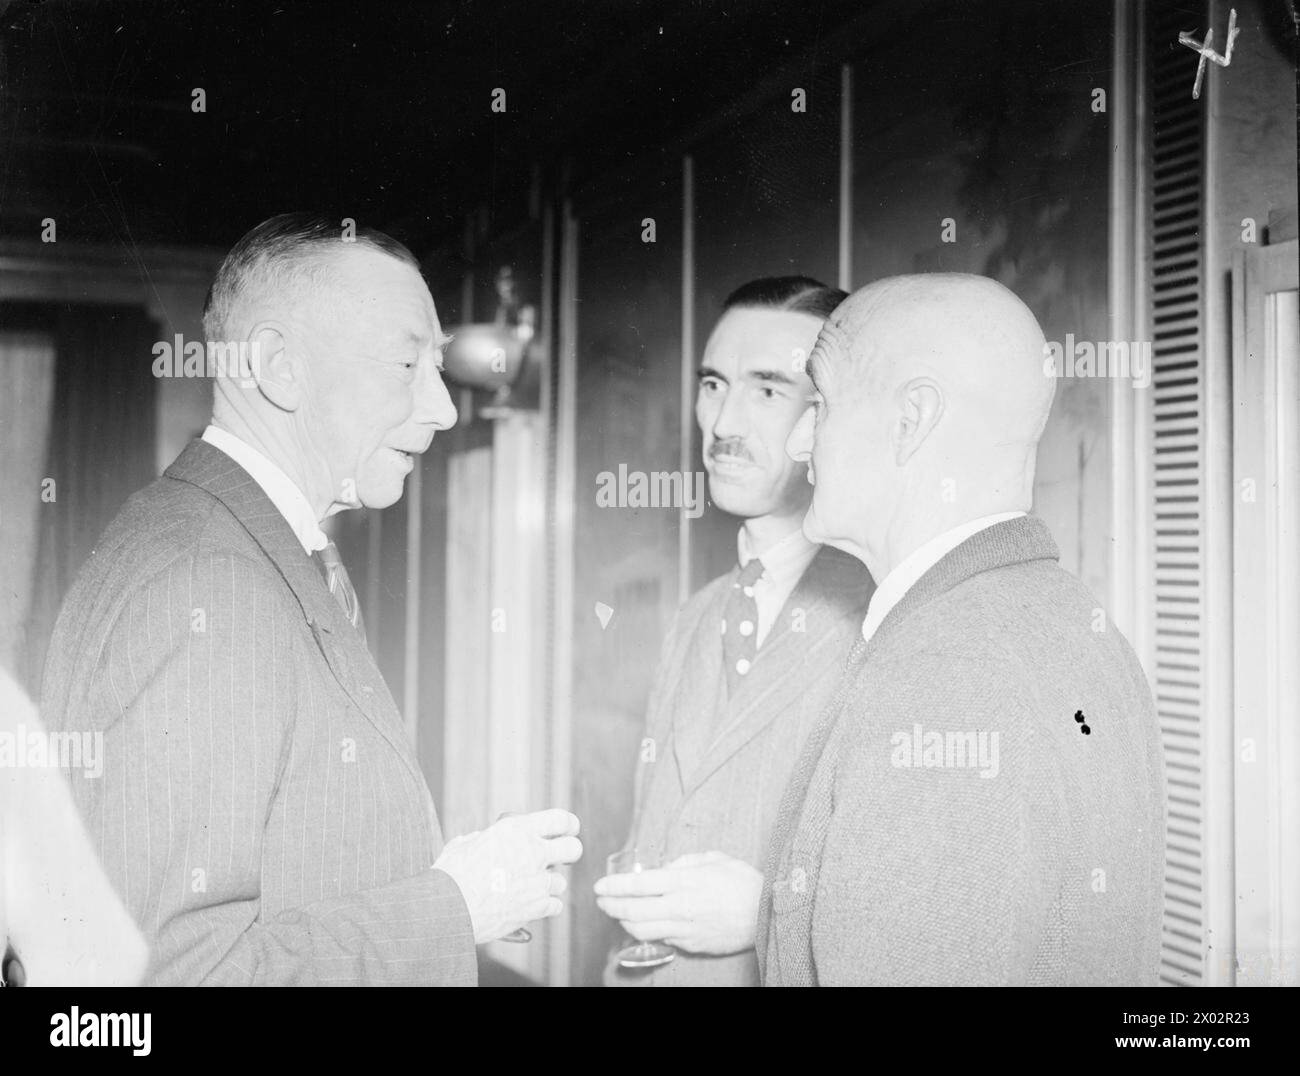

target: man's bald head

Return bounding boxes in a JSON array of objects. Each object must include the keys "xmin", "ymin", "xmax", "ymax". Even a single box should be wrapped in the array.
[
  {"xmin": 822, "ymin": 273, "xmax": 1053, "ymax": 446},
  {"xmin": 787, "ymin": 273, "xmax": 1054, "ymax": 574}
]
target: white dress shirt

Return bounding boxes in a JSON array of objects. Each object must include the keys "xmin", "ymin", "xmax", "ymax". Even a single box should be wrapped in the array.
[
  {"xmin": 737, "ymin": 524, "xmax": 820, "ymax": 649},
  {"xmin": 201, "ymin": 424, "xmax": 328, "ymax": 555},
  {"xmin": 860, "ymin": 511, "xmax": 1026, "ymax": 644}
]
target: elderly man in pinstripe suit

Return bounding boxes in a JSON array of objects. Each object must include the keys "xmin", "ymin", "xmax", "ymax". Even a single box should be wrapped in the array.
[
  {"xmin": 40, "ymin": 213, "xmax": 581, "ymax": 985},
  {"xmin": 595, "ymin": 278, "xmax": 875, "ymax": 986}
]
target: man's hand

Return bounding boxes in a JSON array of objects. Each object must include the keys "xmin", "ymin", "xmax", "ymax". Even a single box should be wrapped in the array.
[
  {"xmin": 592, "ymin": 850, "xmax": 762, "ymax": 956},
  {"xmin": 434, "ymin": 809, "xmax": 582, "ymax": 944}
]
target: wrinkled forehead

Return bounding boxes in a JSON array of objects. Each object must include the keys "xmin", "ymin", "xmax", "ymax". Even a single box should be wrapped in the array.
[
  {"xmin": 809, "ymin": 284, "xmax": 934, "ymax": 398},
  {"xmin": 807, "ymin": 317, "xmax": 871, "ymax": 394}
]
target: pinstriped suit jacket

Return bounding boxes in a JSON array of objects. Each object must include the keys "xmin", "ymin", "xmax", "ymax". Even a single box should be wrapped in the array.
[
  {"xmin": 607, "ymin": 548, "xmax": 873, "ymax": 987},
  {"xmin": 40, "ymin": 439, "xmax": 477, "ymax": 985}
]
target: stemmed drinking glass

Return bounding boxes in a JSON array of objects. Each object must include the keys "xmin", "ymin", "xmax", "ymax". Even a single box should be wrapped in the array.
[{"xmin": 606, "ymin": 847, "xmax": 675, "ymax": 969}]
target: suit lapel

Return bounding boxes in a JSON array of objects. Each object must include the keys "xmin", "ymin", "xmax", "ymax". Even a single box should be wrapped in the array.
[
  {"xmin": 164, "ymin": 439, "xmax": 420, "ymax": 773},
  {"xmin": 682, "ymin": 548, "xmax": 874, "ymax": 799},
  {"xmin": 669, "ymin": 574, "xmax": 731, "ymax": 786}
]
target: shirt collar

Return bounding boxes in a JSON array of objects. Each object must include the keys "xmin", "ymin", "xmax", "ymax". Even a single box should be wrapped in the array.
[
  {"xmin": 737, "ymin": 522, "xmax": 820, "ymax": 590},
  {"xmin": 201, "ymin": 424, "xmax": 328, "ymax": 555},
  {"xmin": 861, "ymin": 511, "xmax": 1026, "ymax": 643}
]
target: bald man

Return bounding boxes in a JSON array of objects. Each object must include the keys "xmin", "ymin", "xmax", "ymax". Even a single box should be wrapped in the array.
[
  {"xmin": 40, "ymin": 213, "xmax": 581, "ymax": 984},
  {"xmin": 759, "ymin": 273, "xmax": 1164, "ymax": 986}
]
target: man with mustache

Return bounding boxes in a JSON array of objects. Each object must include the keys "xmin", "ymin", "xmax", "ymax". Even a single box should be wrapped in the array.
[
  {"xmin": 760, "ymin": 273, "xmax": 1164, "ymax": 985},
  {"xmin": 40, "ymin": 213, "xmax": 581, "ymax": 985},
  {"xmin": 596, "ymin": 277, "xmax": 874, "ymax": 986}
]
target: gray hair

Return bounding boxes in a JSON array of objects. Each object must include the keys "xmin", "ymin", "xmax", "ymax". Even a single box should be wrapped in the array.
[{"xmin": 202, "ymin": 212, "xmax": 420, "ymax": 342}]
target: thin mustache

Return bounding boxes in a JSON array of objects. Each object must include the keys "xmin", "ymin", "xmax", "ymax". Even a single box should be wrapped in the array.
[{"xmin": 709, "ymin": 441, "xmax": 753, "ymax": 462}]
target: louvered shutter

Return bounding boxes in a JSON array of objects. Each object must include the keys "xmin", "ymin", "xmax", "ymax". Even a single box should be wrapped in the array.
[{"xmin": 1146, "ymin": 0, "xmax": 1208, "ymax": 987}]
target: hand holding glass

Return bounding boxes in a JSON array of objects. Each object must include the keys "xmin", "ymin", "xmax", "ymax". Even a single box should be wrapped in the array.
[{"xmin": 606, "ymin": 848, "xmax": 675, "ymax": 969}]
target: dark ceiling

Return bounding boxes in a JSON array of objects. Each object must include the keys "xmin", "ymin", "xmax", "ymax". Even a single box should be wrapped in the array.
[{"xmin": 0, "ymin": 0, "xmax": 873, "ymax": 256}]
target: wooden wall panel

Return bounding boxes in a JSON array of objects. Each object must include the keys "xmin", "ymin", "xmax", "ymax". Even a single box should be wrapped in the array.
[
  {"xmin": 690, "ymin": 65, "xmax": 843, "ymax": 588},
  {"xmin": 566, "ymin": 169, "xmax": 684, "ymax": 986}
]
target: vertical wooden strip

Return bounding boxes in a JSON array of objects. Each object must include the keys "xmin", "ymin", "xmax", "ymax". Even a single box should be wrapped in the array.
[
  {"xmin": 484, "ymin": 411, "xmax": 548, "ymax": 977},
  {"xmin": 442, "ymin": 445, "xmax": 493, "ymax": 841},
  {"xmin": 1108, "ymin": 0, "xmax": 1151, "ymax": 655},
  {"xmin": 536, "ymin": 202, "xmax": 557, "ymax": 980},
  {"xmin": 547, "ymin": 202, "xmax": 579, "ymax": 987},
  {"xmin": 838, "ymin": 63, "xmax": 853, "ymax": 292},
  {"xmin": 1201, "ymin": 0, "xmax": 1237, "ymax": 988},
  {"xmin": 679, "ymin": 155, "xmax": 695, "ymax": 604}
]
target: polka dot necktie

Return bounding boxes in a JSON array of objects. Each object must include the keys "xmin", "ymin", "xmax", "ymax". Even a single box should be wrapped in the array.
[
  {"xmin": 315, "ymin": 540, "xmax": 367, "ymax": 644},
  {"xmin": 722, "ymin": 558, "xmax": 765, "ymax": 700}
]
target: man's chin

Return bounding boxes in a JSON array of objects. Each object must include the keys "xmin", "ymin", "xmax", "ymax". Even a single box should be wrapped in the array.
[
  {"xmin": 707, "ymin": 473, "xmax": 780, "ymax": 520},
  {"xmin": 356, "ymin": 476, "xmax": 408, "ymax": 511},
  {"xmin": 801, "ymin": 505, "xmax": 850, "ymax": 552}
]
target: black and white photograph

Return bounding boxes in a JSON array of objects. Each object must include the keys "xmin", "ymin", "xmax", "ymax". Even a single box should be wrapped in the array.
[{"xmin": 0, "ymin": 0, "xmax": 1296, "ymax": 1048}]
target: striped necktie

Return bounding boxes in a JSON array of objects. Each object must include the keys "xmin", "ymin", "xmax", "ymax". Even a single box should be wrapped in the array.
[{"xmin": 314, "ymin": 540, "xmax": 367, "ymax": 643}]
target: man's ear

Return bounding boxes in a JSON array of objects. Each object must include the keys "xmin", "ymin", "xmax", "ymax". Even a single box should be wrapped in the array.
[
  {"xmin": 892, "ymin": 377, "xmax": 943, "ymax": 465},
  {"xmin": 250, "ymin": 323, "xmax": 300, "ymax": 412}
]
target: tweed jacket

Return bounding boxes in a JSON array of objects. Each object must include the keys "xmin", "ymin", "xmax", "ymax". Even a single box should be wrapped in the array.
[{"xmin": 758, "ymin": 516, "xmax": 1165, "ymax": 986}]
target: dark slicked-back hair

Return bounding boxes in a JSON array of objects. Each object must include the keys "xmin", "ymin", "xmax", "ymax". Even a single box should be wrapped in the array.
[
  {"xmin": 203, "ymin": 212, "xmax": 420, "ymax": 342},
  {"xmin": 721, "ymin": 275, "xmax": 847, "ymax": 321}
]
